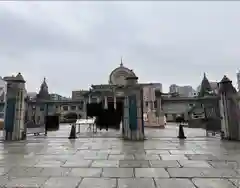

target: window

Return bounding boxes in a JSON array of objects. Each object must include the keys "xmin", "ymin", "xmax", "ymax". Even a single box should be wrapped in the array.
[
  {"xmin": 145, "ymin": 102, "xmax": 148, "ymax": 107},
  {"xmin": 189, "ymin": 104, "xmax": 194, "ymax": 107},
  {"xmin": 71, "ymin": 106, "xmax": 76, "ymax": 110},
  {"xmin": 63, "ymin": 106, "xmax": 68, "ymax": 111}
]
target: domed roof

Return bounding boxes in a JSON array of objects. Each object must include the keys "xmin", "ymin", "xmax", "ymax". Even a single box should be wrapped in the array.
[
  {"xmin": 15, "ymin": 73, "xmax": 25, "ymax": 83},
  {"xmin": 109, "ymin": 58, "xmax": 136, "ymax": 85}
]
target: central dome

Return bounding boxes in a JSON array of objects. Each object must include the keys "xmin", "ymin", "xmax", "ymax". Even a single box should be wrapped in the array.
[{"xmin": 109, "ymin": 60, "xmax": 136, "ymax": 85}]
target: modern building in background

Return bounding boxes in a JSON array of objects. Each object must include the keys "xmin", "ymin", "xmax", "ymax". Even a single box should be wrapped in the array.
[
  {"xmin": 72, "ymin": 90, "xmax": 89, "ymax": 100},
  {"xmin": 237, "ymin": 70, "xmax": 240, "ymax": 91},
  {"xmin": 0, "ymin": 77, "xmax": 6, "ymax": 102},
  {"xmin": 50, "ymin": 93, "xmax": 70, "ymax": 101},
  {"xmin": 169, "ymin": 84, "xmax": 178, "ymax": 93},
  {"xmin": 178, "ymin": 86, "xmax": 196, "ymax": 97},
  {"xmin": 27, "ymin": 92, "xmax": 37, "ymax": 100},
  {"xmin": 27, "ymin": 92, "xmax": 68, "ymax": 101},
  {"xmin": 169, "ymin": 84, "xmax": 196, "ymax": 97}
]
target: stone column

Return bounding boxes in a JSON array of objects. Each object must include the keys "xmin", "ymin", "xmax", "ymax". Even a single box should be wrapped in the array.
[
  {"xmin": 219, "ymin": 75, "xmax": 240, "ymax": 140},
  {"xmin": 122, "ymin": 76, "xmax": 144, "ymax": 141},
  {"xmin": 4, "ymin": 73, "xmax": 26, "ymax": 141},
  {"xmin": 113, "ymin": 95, "xmax": 116, "ymax": 109},
  {"xmin": 96, "ymin": 96, "xmax": 100, "ymax": 103},
  {"xmin": 88, "ymin": 95, "xmax": 91, "ymax": 103},
  {"xmin": 104, "ymin": 96, "xmax": 108, "ymax": 109}
]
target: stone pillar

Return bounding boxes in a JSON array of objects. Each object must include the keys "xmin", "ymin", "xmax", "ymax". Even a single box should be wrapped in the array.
[
  {"xmin": 4, "ymin": 73, "xmax": 26, "ymax": 141},
  {"xmin": 219, "ymin": 75, "xmax": 240, "ymax": 140},
  {"xmin": 104, "ymin": 96, "xmax": 108, "ymax": 109},
  {"xmin": 88, "ymin": 95, "xmax": 91, "ymax": 103},
  {"xmin": 113, "ymin": 95, "xmax": 116, "ymax": 109},
  {"xmin": 96, "ymin": 96, "xmax": 100, "ymax": 103},
  {"xmin": 122, "ymin": 76, "xmax": 144, "ymax": 141}
]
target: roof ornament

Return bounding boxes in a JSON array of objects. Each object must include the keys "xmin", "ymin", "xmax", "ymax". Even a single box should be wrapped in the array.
[
  {"xmin": 120, "ymin": 56, "xmax": 123, "ymax": 67},
  {"xmin": 204, "ymin": 72, "xmax": 206, "ymax": 78}
]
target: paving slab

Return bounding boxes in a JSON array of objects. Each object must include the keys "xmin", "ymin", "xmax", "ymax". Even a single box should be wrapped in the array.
[
  {"xmin": 178, "ymin": 160, "xmax": 212, "ymax": 168},
  {"xmin": 160, "ymin": 154, "xmax": 188, "ymax": 160},
  {"xmin": 39, "ymin": 167, "xmax": 71, "ymax": 177},
  {"xmin": 209, "ymin": 161, "xmax": 240, "ymax": 169},
  {"xmin": 167, "ymin": 168, "xmax": 238, "ymax": 178},
  {"xmin": 1, "ymin": 124, "xmax": 240, "ymax": 187},
  {"xmin": 62, "ymin": 160, "xmax": 92, "ymax": 168},
  {"xmin": 91, "ymin": 160, "xmax": 119, "ymax": 168},
  {"xmin": 5, "ymin": 177, "xmax": 48, "ymax": 188},
  {"xmin": 119, "ymin": 160, "xmax": 150, "ymax": 168},
  {"xmin": 229, "ymin": 178, "xmax": 240, "ymax": 187},
  {"xmin": 118, "ymin": 178, "xmax": 156, "ymax": 188},
  {"xmin": 43, "ymin": 177, "xmax": 82, "ymax": 188},
  {"xmin": 145, "ymin": 149, "xmax": 170, "ymax": 155},
  {"xmin": 192, "ymin": 178, "xmax": 236, "ymax": 188},
  {"xmin": 135, "ymin": 168, "xmax": 169, "ymax": 178},
  {"xmin": 108, "ymin": 154, "xmax": 134, "ymax": 160},
  {"xmin": 0, "ymin": 167, "xmax": 11, "ymax": 175},
  {"xmin": 102, "ymin": 168, "xmax": 134, "ymax": 178},
  {"xmin": 34, "ymin": 160, "xmax": 63, "ymax": 167},
  {"xmin": 7, "ymin": 167, "xmax": 43, "ymax": 177},
  {"xmin": 69, "ymin": 168, "xmax": 102, "ymax": 177},
  {"xmin": 134, "ymin": 154, "xmax": 161, "ymax": 160},
  {"xmin": 155, "ymin": 178, "xmax": 196, "ymax": 188},
  {"xmin": 150, "ymin": 160, "xmax": 180, "ymax": 168},
  {"xmin": 0, "ymin": 176, "xmax": 10, "ymax": 187},
  {"xmin": 79, "ymin": 178, "xmax": 117, "ymax": 188},
  {"xmin": 186, "ymin": 154, "xmax": 219, "ymax": 161},
  {"xmin": 169, "ymin": 150, "xmax": 196, "ymax": 155}
]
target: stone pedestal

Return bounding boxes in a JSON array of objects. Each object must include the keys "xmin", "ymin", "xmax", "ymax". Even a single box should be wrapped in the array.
[{"xmin": 4, "ymin": 73, "xmax": 26, "ymax": 141}]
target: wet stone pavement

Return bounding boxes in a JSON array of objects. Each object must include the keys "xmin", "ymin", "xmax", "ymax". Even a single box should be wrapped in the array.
[{"xmin": 0, "ymin": 124, "xmax": 240, "ymax": 187}]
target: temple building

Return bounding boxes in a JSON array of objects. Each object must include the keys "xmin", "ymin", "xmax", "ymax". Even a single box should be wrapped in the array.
[{"xmin": 84, "ymin": 60, "xmax": 165, "ymax": 126}]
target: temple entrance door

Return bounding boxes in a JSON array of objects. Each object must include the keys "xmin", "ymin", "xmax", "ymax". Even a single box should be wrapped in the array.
[{"xmin": 106, "ymin": 96, "xmax": 124, "ymax": 130}]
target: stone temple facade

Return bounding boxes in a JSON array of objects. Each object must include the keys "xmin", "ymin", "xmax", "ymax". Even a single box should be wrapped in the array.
[{"xmin": 85, "ymin": 60, "xmax": 165, "ymax": 127}]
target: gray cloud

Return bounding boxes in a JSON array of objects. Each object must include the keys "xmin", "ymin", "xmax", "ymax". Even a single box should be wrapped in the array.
[{"xmin": 0, "ymin": 1, "xmax": 240, "ymax": 96}]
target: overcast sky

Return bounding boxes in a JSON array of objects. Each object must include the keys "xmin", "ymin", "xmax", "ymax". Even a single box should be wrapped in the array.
[{"xmin": 0, "ymin": 1, "xmax": 240, "ymax": 96}]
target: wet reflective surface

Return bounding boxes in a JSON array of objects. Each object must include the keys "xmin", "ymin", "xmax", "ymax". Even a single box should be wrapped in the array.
[{"xmin": 0, "ymin": 124, "xmax": 239, "ymax": 187}]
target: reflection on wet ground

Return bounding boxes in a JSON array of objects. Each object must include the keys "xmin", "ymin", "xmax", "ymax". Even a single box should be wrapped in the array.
[{"xmin": 0, "ymin": 124, "xmax": 239, "ymax": 187}]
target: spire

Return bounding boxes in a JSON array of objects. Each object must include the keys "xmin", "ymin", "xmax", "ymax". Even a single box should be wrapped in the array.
[
  {"xmin": 203, "ymin": 72, "xmax": 206, "ymax": 78},
  {"xmin": 120, "ymin": 57, "xmax": 123, "ymax": 67},
  {"xmin": 41, "ymin": 77, "xmax": 48, "ymax": 89},
  {"xmin": 37, "ymin": 77, "xmax": 50, "ymax": 100},
  {"xmin": 198, "ymin": 72, "xmax": 213, "ymax": 97}
]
